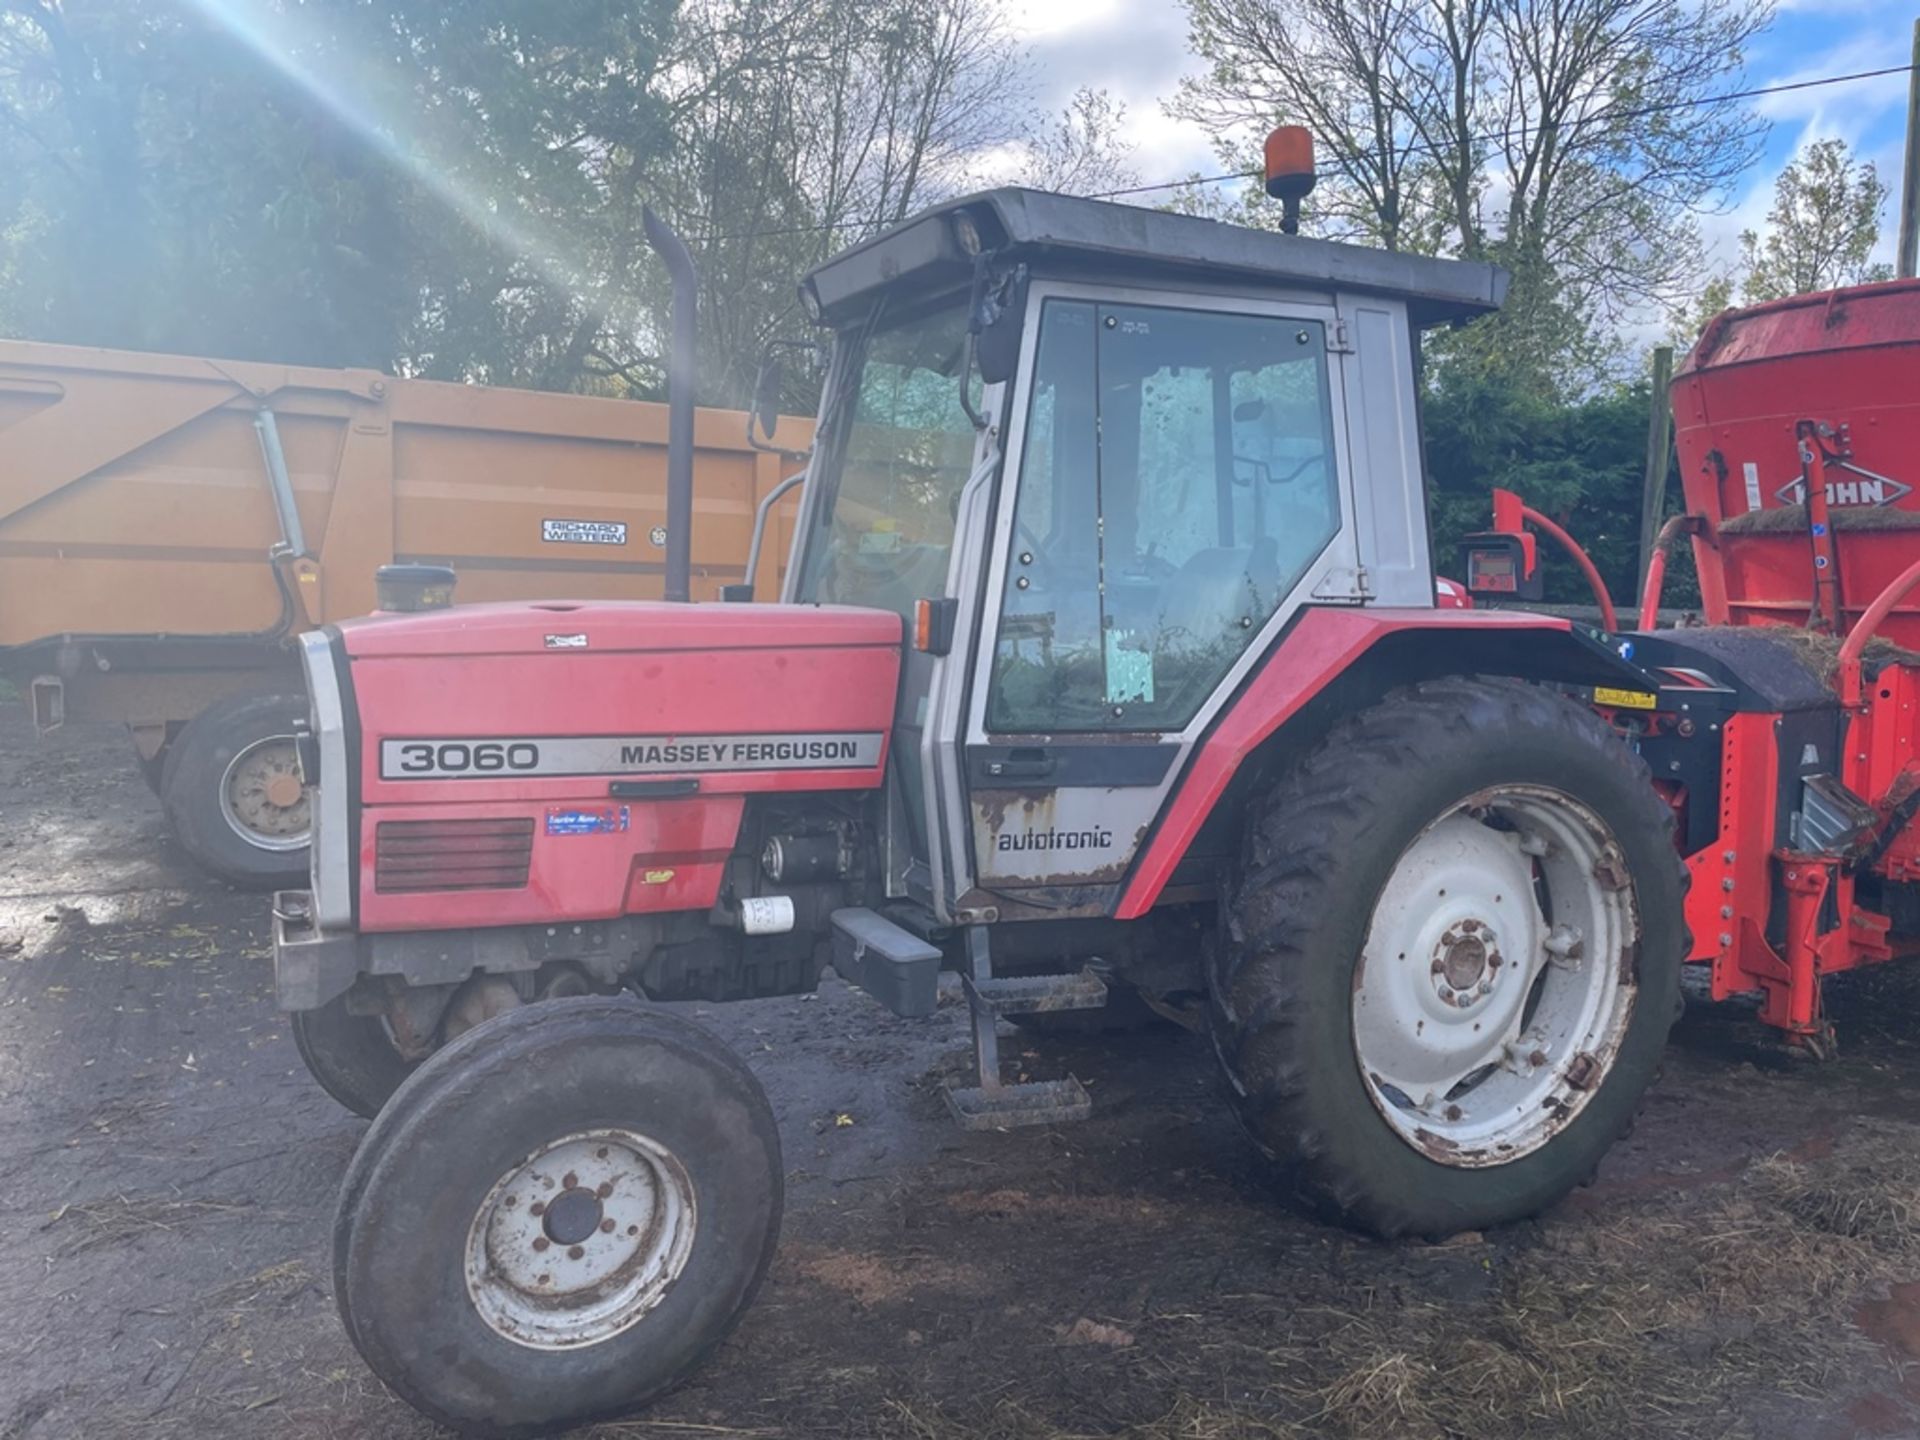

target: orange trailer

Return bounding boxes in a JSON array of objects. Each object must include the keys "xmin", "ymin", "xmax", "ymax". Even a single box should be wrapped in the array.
[{"xmin": 0, "ymin": 336, "xmax": 809, "ymax": 883}]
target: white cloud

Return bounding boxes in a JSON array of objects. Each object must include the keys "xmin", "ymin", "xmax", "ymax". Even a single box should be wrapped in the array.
[{"xmin": 1005, "ymin": 0, "xmax": 1218, "ymax": 186}]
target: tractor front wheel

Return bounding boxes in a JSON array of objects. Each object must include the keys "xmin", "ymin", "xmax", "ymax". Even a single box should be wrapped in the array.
[
  {"xmin": 1212, "ymin": 677, "xmax": 1684, "ymax": 1239},
  {"xmin": 332, "ymin": 996, "xmax": 782, "ymax": 1438},
  {"xmin": 292, "ymin": 994, "xmax": 420, "ymax": 1120}
]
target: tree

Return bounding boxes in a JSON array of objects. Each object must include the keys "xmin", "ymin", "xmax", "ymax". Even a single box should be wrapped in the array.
[
  {"xmin": 1, "ymin": 0, "xmax": 1134, "ymax": 409},
  {"xmin": 0, "ymin": 0, "xmax": 677, "ymax": 378},
  {"xmin": 1172, "ymin": 0, "xmax": 1772, "ymax": 395},
  {"xmin": 1739, "ymin": 136, "xmax": 1892, "ymax": 302},
  {"xmin": 628, "ymin": 1, "xmax": 1138, "ymax": 410},
  {"xmin": 1019, "ymin": 87, "xmax": 1139, "ymax": 197}
]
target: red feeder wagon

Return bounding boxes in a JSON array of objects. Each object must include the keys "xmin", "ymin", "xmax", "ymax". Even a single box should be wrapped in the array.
[{"xmin": 1479, "ymin": 278, "xmax": 1920, "ymax": 1055}]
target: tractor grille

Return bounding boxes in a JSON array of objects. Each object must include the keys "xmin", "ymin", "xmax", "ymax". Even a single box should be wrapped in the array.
[{"xmin": 374, "ymin": 818, "xmax": 535, "ymax": 893}]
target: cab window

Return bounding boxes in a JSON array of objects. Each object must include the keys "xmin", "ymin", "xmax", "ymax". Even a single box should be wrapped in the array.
[
  {"xmin": 797, "ymin": 300, "xmax": 980, "ymax": 620},
  {"xmin": 988, "ymin": 298, "xmax": 1341, "ymax": 733}
]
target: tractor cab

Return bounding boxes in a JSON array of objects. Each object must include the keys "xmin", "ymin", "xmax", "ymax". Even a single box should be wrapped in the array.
[{"xmin": 780, "ymin": 188, "xmax": 1508, "ymax": 923}]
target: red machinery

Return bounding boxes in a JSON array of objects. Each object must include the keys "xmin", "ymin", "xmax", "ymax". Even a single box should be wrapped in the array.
[{"xmin": 1468, "ymin": 277, "xmax": 1920, "ymax": 1055}]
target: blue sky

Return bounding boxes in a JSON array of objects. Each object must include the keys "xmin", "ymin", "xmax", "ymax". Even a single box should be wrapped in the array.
[{"xmin": 1009, "ymin": 0, "xmax": 1915, "ymax": 274}]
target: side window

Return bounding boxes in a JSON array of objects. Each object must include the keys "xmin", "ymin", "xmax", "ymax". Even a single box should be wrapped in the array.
[{"xmin": 988, "ymin": 300, "xmax": 1342, "ymax": 733}]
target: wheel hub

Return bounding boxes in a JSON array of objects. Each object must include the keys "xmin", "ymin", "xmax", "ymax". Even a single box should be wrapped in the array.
[
  {"xmin": 542, "ymin": 1187, "xmax": 604, "ymax": 1246},
  {"xmin": 219, "ymin": 735, "xmax": 310, "ymax": 850},
  {"xmin": 1432, "ymin": 925, "xmax": 1500, "ymax": 1005},
  {"xmin": 466, "ymin": 1129, "xmax": 696, "ymax": 1350}
]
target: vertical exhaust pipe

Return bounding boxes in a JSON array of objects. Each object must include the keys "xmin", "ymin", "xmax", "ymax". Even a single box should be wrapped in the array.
[{"xmin": 643, "ymin": 206, "xmax": 697, "ymax": 603}]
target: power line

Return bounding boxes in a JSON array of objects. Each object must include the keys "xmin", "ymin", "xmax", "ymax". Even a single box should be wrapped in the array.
[
  {"xmin": 702, "ymin": 62, "xmax": 1913, "ymax": 242},
  {"xmin": 1089, "ymin": 62, "xmax": 1917, "ymax": 200}
]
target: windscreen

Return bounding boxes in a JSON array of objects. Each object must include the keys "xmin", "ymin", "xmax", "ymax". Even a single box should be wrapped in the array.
[{"xmin": 795, "ymin": 300, "xmax": 981, "ymax": 621}]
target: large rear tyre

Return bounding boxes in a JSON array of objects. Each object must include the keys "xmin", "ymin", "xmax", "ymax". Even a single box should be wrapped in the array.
[
  {"xmin": 292, "ymin": 995, "xmax": 420, "ymax": 1119},
  {"xmin": 162, "ymin": 690, "xmax": 309, "ymax": 887},
  {"xmin": 1211, "ymin": 677, "xmax": 1684, "ymax": 1239},
  {"xmin": 333, "ymin": 996, "xmax": 783, "ymax": 1438}
]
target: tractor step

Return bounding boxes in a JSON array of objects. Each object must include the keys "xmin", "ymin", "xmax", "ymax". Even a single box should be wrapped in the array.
[
  {"xmin": 944, "ymin": 1077, "xmax": 1093, "ymax": 1130},
  {"xmin": 943, "ymin": 928, "xmax": 1100, "ymax": 1130},
  {"xmin": 963, "ymin": 968, "xmax": 1107, "ymax": 1015}
]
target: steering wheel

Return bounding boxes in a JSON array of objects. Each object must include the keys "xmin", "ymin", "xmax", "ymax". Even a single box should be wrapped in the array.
[{"xmin": 1232, "ymin": 452, "xmax": 1328, "ymax": 487}]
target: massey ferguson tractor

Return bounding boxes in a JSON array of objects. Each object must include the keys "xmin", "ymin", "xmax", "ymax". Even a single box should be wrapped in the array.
[{"xmin": 267, "ymin": 132, "xmax": 1920, "ymax": 1435}]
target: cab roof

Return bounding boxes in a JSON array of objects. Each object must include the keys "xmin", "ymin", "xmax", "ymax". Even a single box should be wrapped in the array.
[{"xmin": 802, "ymin": 188, "xmax": 1509, "ymax": 329}]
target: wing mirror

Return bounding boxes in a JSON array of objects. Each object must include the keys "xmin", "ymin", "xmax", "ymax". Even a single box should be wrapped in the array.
[
  {"xmin": 747, "ymin": 341, "xmax": 821, "ymax": 453},
  {"xmin": 750, "ymin": 355, "xmax": 784, "ymax": 441}
]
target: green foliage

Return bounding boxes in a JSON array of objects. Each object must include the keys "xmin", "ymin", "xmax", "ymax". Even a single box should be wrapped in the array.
[
  {"xmin": 1424, "ymin": 362, "xmax": 1694, "ymax": 609},
  {"xmin": 0, "ymin": 0, "xmax": 674, "ymax": 377},
  {"xmin": 0, "ymin": 0, "xmax": 1132, "ymax": 404},
  {"xmin": 1740, "ymin": 136, "xmax": 1892, "ymax": 302}
]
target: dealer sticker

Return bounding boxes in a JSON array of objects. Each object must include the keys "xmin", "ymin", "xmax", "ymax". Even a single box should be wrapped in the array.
[
  {"xmin": 1592, "ymin": 686, "xmax": 1657, "ymax": 710},
  {"xmin": 545, "ymin": 806, "xmax": 630, "ymax": 836},
  {"xmin": 542, "ymin": 518, "xmax": 628, "ymax": 545}
]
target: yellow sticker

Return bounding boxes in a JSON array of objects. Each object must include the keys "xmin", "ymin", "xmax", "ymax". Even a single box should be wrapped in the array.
[
  {"xmin": 642, "ymin": 868, "xmax": 676, "ymax": 885},
  {"xmin": 1593, "ymin": 685, "xmax": 1657, "ymax": 710}
]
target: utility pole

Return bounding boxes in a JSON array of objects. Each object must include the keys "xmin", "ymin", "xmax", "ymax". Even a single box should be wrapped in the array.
[
  {"xmin": 1900, "ymin": 18, "xmax": 1920, "ymax": 279},
  {"xmin": 1637, "ymin": 345, "xmax": 1676, "ymax": 590}
]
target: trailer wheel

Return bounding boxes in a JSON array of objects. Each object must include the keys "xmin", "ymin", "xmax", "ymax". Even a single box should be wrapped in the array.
[
  {"xmin": 162, "ymin": 691, "xmax": 309, "ymax": 887},
  {"xmin": 292, "ymin": 995, "xmax": 420, "ymax": 1119},
  {"xmin": 1213, "ymin": 677, "xmax": 1684, "ymax": 1239},
  {"xmin": 333, "ymin": 997, "xmax": 782, "ymax": 1438}
]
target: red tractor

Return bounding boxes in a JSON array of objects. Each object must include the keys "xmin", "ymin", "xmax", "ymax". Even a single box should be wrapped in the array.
[{"xmin": 270, "ymin": 141, "xmax": 1920, "ymax": 1435}]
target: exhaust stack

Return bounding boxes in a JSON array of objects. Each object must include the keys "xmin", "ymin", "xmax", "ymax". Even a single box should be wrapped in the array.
[{"xmin": 643, "ymin": 206, "xmax": 698, "ymax": 603}]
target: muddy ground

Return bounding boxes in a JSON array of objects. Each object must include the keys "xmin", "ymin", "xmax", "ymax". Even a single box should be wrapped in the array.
[{"xmin": 2, "ymin": 703, "xmax": 1919, "ymax": 1440}]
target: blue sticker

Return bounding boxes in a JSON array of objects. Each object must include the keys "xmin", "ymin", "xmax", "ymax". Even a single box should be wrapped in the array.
[{"xmin": 546, "ymin": 806, "xmax": 630, "ymax": 836}]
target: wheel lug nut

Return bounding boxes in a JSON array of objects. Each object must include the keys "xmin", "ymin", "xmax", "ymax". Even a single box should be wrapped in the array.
[
  {"xmin": 1529, "ymin": 1049, "xmax": 1548, "ymax": 1067},
  {"xmin": 596, "ymin": 1182, "xmax": 613, "ymax": 1199},
  {"xmin": 562, "ymin": 1172, "xmax": 579, "ymax": 1189},
  {"xmin": 532, "ymin": 1237, "xmax": 550, "ymax": 1252},
  {"xmin": 1439, "ymin": 986, "xmax": 1456, "ymax": 1003},
  {"xmin": 600, "ymin": 1218, "xmax": 616, "ymax": 1233},
  {"xmin": 1445, "ymin": 1104, "xmax": 1463, "ymax": 1121},
  {"xmin": 529, "ymin": 1201, "xmax": 546, "ymax": 1216},
  {"xmin": 567, "ymin": 1245, "xmax": 585, "ymax": 1260}
]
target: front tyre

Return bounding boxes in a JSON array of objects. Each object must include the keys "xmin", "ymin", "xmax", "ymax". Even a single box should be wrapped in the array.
[
  {"xmin": 333, "ymin": 997, "xmax": 782, "ymax": 1438},
  {"xmin": 1212, "ymin": 677, "xmax": 1684, "ymax": 1239},
  {"xmin": 291, "ymin": 994, "xmax": 420, "ymax": 1119}
]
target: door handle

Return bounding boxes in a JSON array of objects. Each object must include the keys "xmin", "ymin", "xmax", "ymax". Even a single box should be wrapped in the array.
[{"xmin": 986, "ymin": 756, "xmax": 1054, "ymax": 779}]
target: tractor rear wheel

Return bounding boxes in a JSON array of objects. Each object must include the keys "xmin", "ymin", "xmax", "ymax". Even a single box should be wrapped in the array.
[
  {"xmin": 1212, "ymin": 677, "xmax": 1684, "ymax": 1239},
  {"xmin": 333, "ymin": 996, "xmax": 782, "ymax": 1438}
]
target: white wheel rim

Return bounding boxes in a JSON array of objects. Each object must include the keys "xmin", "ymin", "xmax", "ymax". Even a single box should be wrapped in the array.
[
  {"xmin": 1351, "ymin": 785, "xmax": 1639, "ymax": 1168},
  {"xmin": 219, "ymin": 735, "xmax": 310, "ymax": 850},
  {"xmin": 465, "ymin": 1128, "xmax": 697, "ymax": 1350}
]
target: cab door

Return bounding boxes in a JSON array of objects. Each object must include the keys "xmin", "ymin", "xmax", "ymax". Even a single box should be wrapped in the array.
[{"xmin": 953, "ymin": 284, "xmax": 1360, "ymax": 917}]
